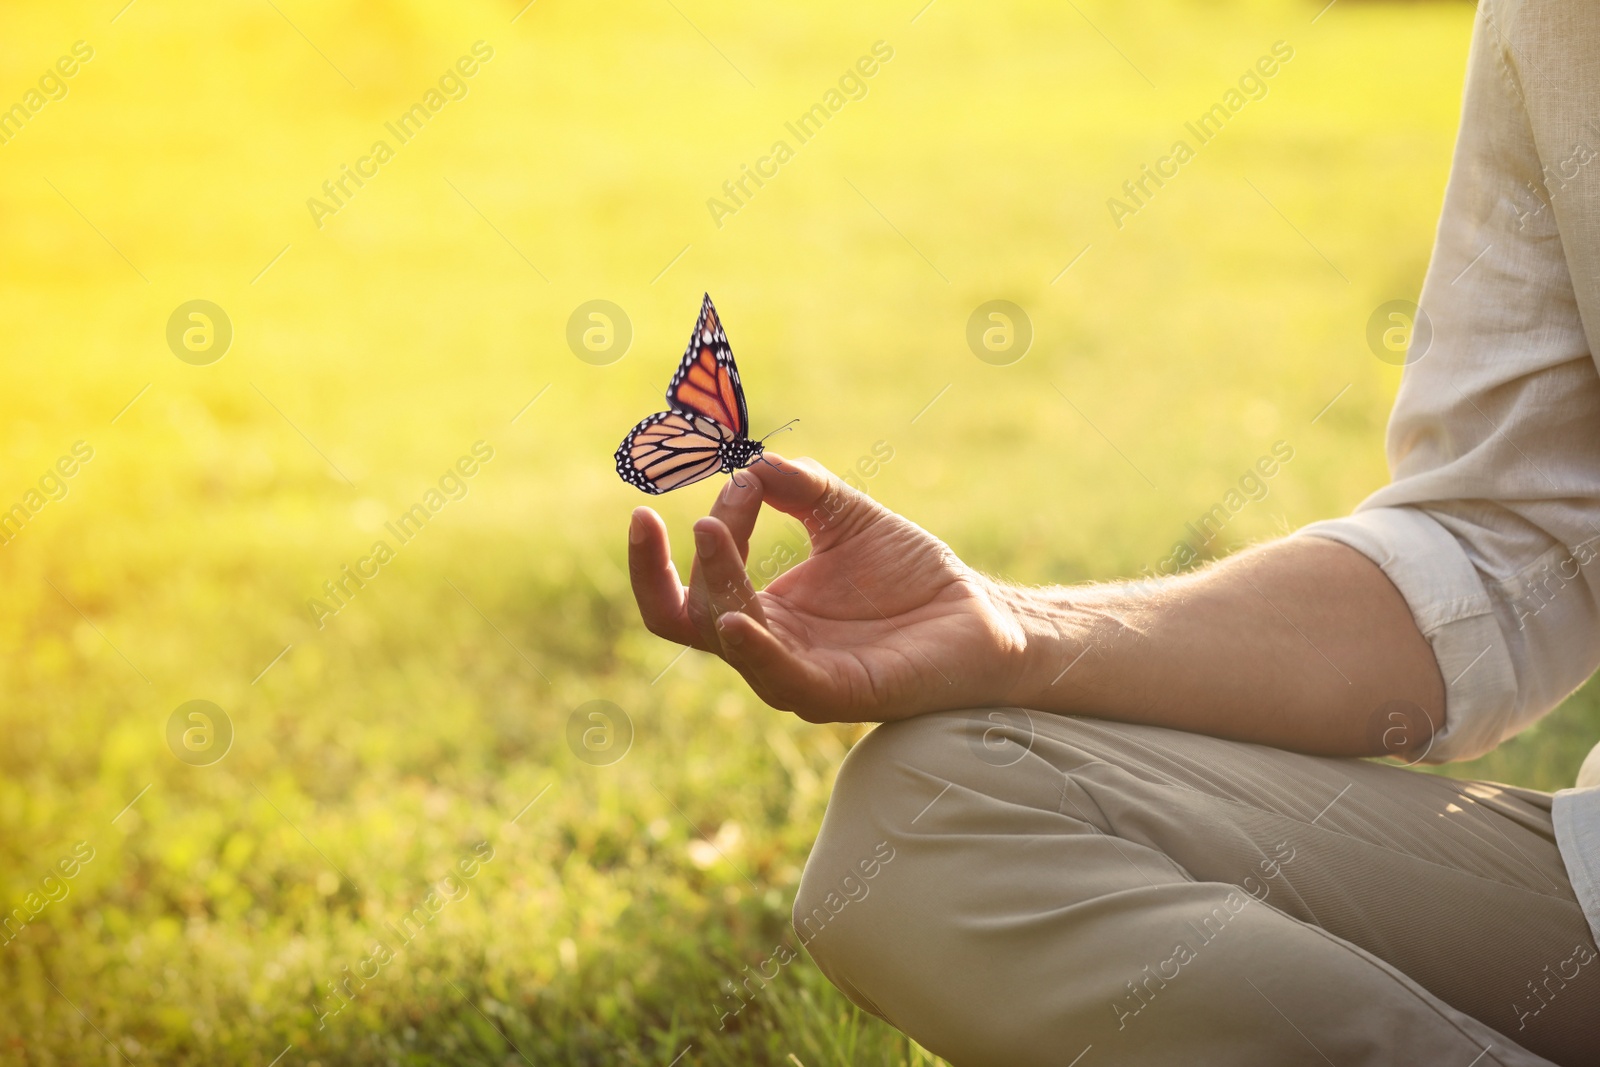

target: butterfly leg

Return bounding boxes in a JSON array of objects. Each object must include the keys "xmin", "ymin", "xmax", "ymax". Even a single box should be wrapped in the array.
[{"xmin": 759, "ymin": 456, "xmax": 800, "ymax": 476}]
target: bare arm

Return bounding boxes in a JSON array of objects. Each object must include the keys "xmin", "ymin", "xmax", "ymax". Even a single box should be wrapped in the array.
[
  {"xmin": 993, "ymin": 536, "xmax": 1444, "ymax": 758},
  {"xmin": 629, "ymin": 456, "xmax": 1443, "ymax": 758}
]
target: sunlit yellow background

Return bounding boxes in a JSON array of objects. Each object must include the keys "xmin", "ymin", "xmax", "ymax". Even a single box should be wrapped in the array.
[{"xmin": 4, "ymin": 0, "xmax": 1592, "ymax": 1063}]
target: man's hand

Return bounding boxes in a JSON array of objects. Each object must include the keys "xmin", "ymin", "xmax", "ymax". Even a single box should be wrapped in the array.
[
  {"xmin": 627, "ymin": 454, "xmax": 1027, "ymax": 723},
  {"xmin": 629, "ymin": 455, "xmax": 1446, "ymax": 755}
]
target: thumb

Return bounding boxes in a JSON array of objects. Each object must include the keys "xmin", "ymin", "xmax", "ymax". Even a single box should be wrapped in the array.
[{"xmin": 749, "ymin": 453, "xmax": 876, "ymax": 550}]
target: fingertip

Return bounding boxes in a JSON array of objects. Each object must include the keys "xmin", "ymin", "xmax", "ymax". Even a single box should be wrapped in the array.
[
  {"xmin": 716, "ymin": 611, "xmax": 745, "ymax": 645},
  {"xmin": 718, "ymin": 611, "xmax": 774, "ymax": 664},
  {"xmin": 726, "ymin": 474, "xmax": 761, "ymax": 503},
  {"xmin": 629, "ymin": 507, "xmax": 652, "ymax": 544},
  {"xmin": 691, "ymin": 516, "xmax": 735, "ymax": 566},
  {"xmin": 692, "ymin": 515, "xmax": 729, "ymax": 540},
  {"xmin": 756, "ymin": 451, "xmax": 809, "ymax": 476},
  {"xmin": 627, "ymin": 508, "xmax": 696, "ymax": 647},
  {"xmin": 752, "ymin": 454, "xmax": 829, "ymax": 503},
  {"xmin": 709, "ymin": 478, "xmax": 763, "ymax": 564}
]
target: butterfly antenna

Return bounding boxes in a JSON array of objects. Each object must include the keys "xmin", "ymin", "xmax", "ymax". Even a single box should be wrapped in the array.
[{"xmin": 759, "ymin": 418, "xmax": 800, "ymax": 442}]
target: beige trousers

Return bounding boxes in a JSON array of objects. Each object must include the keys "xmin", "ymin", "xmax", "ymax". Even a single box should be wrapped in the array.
[{"xmin": 793, "ymin": 711, "xmax": 1600, "ymax": 1067}]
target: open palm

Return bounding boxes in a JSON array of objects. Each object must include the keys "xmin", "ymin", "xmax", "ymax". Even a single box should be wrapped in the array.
[{"xmin": 628, "ymin": 455, "xmax": 1025, "ymax": 722}]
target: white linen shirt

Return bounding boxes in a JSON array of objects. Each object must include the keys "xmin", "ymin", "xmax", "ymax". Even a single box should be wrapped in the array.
[{"xmin": 1293, "ymin": 0, "xmax": 1600, "ymax": 948}]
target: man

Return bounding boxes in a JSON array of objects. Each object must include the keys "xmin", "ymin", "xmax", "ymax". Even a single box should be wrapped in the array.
[{"xmin": 627, "ymin": 1, "xmax": 1600, "ymax": 1062}]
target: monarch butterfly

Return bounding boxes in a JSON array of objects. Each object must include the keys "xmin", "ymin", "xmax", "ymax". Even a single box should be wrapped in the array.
[{"xmin": 615, "ymin": 294, "xmax": 791, "ymax": 494}]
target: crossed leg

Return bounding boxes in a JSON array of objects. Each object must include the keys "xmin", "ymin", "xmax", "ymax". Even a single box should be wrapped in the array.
[{"xmin": 793, "ymin": 711, "xmax": 1600, "ymax": 1067}]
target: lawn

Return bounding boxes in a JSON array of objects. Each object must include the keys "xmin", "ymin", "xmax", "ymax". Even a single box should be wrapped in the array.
[{"xmin": 4, "ymin": 0, "xmax": 1594, "ymax": 1063}]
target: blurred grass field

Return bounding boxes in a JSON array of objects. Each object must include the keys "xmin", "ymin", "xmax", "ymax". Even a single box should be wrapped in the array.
[{"xmin": 3, "ymin": 0, "xmax": 1597, "ymax": 1063}]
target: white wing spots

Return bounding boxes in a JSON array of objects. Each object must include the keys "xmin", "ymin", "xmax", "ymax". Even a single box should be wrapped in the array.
[{"xmin": 617, "ymin": 294, "xmax": 756, "ymax": 495}]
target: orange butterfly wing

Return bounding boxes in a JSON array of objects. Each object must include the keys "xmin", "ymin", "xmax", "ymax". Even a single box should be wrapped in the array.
[
  {"xmin": 614, "ymin": 411, "xmax": 734, "ymax": 495},
  {"xmin": 666, "ymin": 294, "xmax": 748, "ymax": 438},
  {"xmin": 615, "ymin": 294, "xmax": 765, "ymax": 494}
]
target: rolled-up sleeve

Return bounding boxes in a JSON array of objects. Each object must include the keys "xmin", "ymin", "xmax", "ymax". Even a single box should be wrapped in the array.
[{"xmin": 1296, "ymin": 0, "xmax": 1600, "ymax": 762}]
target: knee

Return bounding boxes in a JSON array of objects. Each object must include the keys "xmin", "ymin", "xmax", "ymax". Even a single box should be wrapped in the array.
[
  {"xmin": 790, "ymin": 709, "xmax": 1147, "ymax": 947},
  {"xmin": 790, "ymin": 714, "xmax": 967, "ymax": 997},
  {"xmin": 789, "ymin": 716, "xmax": 933, "ymax": 922},
  {"xmin": 790, "ymin": 711, "xmax": 1064, "ymax": 1008},
  {"xmin": 789, "ymin": 837, "xmax": 900, "ymax": 969}
]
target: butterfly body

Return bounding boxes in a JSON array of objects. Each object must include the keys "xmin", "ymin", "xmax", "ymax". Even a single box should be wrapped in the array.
[{"xmin": 615, "ymin": 294, "xmax": 773, "ymax": 495}]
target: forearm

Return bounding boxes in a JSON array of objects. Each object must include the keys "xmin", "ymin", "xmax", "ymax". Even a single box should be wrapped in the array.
[{"xmin": 995, "ymin": 537, "xmax": 1445, "ymax": 757}]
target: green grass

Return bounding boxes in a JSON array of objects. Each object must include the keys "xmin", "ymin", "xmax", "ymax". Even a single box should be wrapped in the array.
[{"xmin": 6, "ymin": 0, "xmax": 1591, "ymax": 1063}]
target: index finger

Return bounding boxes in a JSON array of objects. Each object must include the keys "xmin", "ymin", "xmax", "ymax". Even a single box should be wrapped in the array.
[{"xmin": 707, "ymin": 473, "xmax": 763, "ymax": 563}]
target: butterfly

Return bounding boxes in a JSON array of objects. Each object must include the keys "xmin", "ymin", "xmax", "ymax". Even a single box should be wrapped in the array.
[{"xmin": 615, "ymin": 293, "xmax": 791, "ymax": 494}]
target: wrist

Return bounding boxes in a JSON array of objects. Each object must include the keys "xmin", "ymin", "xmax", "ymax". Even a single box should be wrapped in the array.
[{"xmin": 985, "ymin": 580, "xmax": 1092, "ymax": 711}]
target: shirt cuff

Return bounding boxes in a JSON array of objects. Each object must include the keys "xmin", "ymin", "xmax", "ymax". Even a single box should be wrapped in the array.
[
  {"xmin": 1293, "ymin": 507, "xmax": 1520, "ymax": 762},
  {"xmin": 1553, "ymin": 787, "xmax": 1600, "ymax": 953}
]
